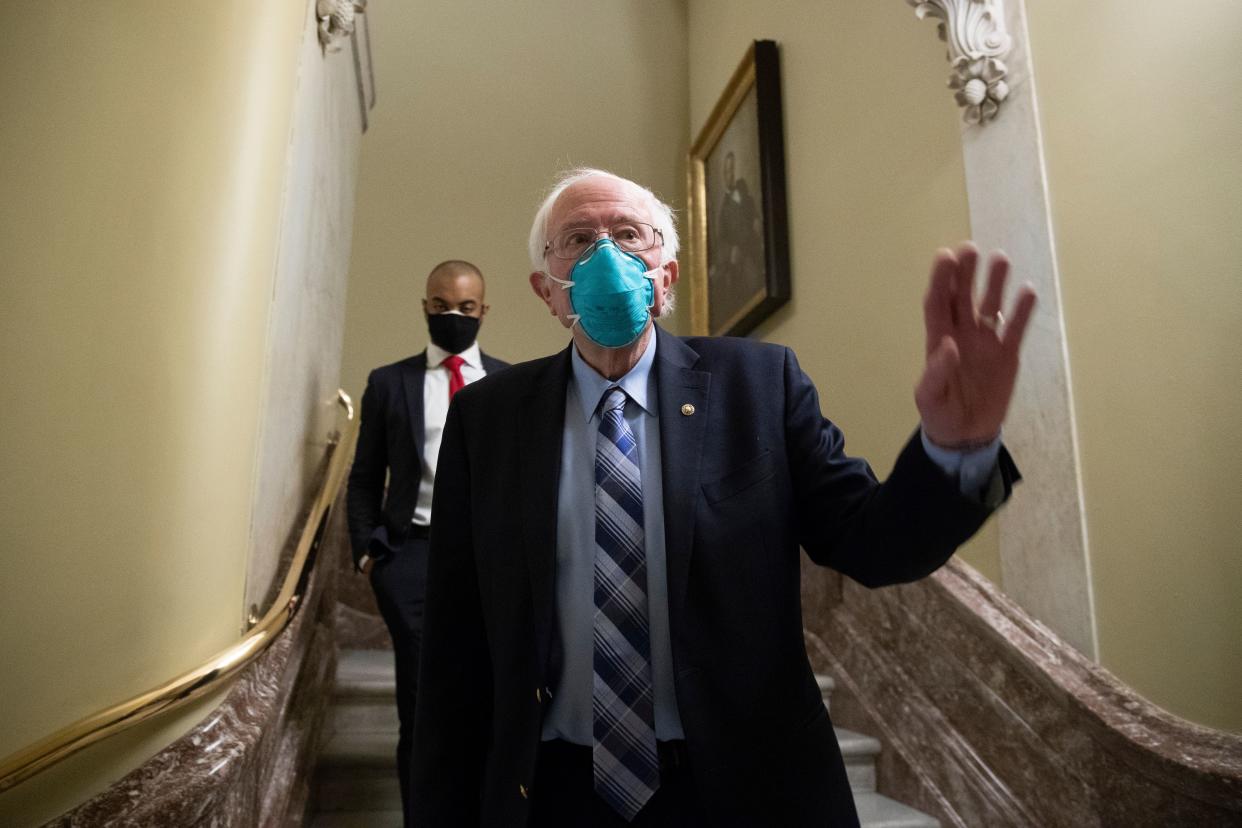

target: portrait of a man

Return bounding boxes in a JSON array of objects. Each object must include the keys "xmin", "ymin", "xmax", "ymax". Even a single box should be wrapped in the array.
[{"xmin": 706, "ymin": 90, "xmax": 766, "ymax": 334}]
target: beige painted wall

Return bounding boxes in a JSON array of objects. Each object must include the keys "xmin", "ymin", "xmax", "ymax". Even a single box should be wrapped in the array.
[
  {"xmin": 685, "ymin": 1, "xmax": 998, "ymax": 578},
  {"xmin": 339, "ymin": 0, "xmax": 690, "ymax": 396},
  {"xmin": 1027, "ymin": 2, "xmax": 1242, "ymax": 731},
  {"xmin": 0, "ymin": 3, "xmax": 306, "ymax": 823}
]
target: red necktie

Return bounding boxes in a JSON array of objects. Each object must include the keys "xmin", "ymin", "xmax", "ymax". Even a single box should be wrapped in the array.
[{"xmin": 442, "ymin": 354, "xmax": 466, "ymax": 400}]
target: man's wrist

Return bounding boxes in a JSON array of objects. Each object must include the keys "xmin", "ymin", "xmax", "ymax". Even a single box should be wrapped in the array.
[
  {"xmin": 920, "ymin": 427, "xmax": 1003, "ymax": 500},
  {"xmin": 922, "ymin": 430, "xmax": 1000, "ymax": 453}
]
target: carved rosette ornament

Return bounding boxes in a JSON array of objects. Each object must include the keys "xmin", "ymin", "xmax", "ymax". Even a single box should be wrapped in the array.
[
  {"xmin": 317, "ymin": 0, "xmax": 367, "ymax": 52},
  {"xmin": 908, "ymin": 0, "xmax": 1013, "ymax": 124}
]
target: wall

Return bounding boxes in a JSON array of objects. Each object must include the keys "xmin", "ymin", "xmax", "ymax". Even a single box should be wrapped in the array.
[
  {"xmin": 0, "ymin": 3, "xmax": 307, "ymax": 823},
  {"xmin": 1027, "ymin": 1, "xmax": 1242, "ymax": 731},
  {"xmin": 339, "ymin": 0, "xmax": 690, "ymax": 396},
  {"xmin": 685, "ymin": 0, "xmax": 998, "ymax": 577}
]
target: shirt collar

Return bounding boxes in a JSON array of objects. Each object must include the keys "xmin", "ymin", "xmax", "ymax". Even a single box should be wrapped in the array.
[
  {"xmin": 427, "ymin": 338, "xmax": 482, "ymax": 369},
  {"xmin": 570, "ymin": 330, "xmax": 658, "ymax": 422}
]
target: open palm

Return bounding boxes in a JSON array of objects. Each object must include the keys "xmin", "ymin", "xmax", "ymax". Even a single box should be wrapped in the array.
[{"xmin": 915, "ymin": 244, "xmax": 1037, "ymax": 448}]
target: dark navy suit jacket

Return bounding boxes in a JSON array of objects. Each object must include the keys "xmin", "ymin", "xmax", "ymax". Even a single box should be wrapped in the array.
[
  {"xmin": 411, "ymin": 325, "xmax": 1018, "ymax": 827},
  {"xmin": 346, "ymin": 349, "xmax": 510, "ymax": 569}
]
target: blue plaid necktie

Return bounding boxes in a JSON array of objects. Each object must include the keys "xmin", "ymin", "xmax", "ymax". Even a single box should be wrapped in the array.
[{"xmin": 593, "ymin": 387, "xmax": 659, "ymax": 820}]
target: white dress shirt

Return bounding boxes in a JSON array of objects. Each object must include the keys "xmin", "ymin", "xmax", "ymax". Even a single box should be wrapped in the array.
[{"xmin": 414, "ymin": 340, "xmax": 487, "ymax": 526}]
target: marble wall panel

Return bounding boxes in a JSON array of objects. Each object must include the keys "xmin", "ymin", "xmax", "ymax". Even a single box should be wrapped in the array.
[
  {"xmin": 802, "ymin": 558, "xmax": 1242, "ymax": 827},
  {"xmin": 332, "ymin": 521, "xmax": 388, "ymax": 650}
]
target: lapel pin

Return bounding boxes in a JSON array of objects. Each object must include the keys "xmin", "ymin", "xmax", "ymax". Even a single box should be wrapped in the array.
[{"xmin": 681, "ymin": 403, "xmax": 695, "ymax": 416}]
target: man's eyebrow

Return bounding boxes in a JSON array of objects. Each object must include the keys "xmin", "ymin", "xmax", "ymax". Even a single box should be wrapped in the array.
[{"xmin": 557, "ymin": 211, "xmax": 646, "ymax": 229}]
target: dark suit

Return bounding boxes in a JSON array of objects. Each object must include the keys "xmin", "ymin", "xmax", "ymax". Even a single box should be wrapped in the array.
[
  {"xmin": 345, "ymin": 348, "xmax": 509, "ymax": 820},
  {"xmin": 412, "ymin": 326, "xmax": 1017, "ymax": 827},
  {"xmin": 347, "ymin": 350, "xmax": 511, "ymax": 565}
]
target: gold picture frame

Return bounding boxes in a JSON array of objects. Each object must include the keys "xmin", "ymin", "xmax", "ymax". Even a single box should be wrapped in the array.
[{"xmin": 688, "ymin": 40, "xmax": 790, "ymax": 337}]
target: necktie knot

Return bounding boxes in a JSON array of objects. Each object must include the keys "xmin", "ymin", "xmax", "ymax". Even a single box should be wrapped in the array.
[
  {"xmin": 601, "ymin": 387, "xmax": 627, "ymax": 417},
  {"xmin": 441, "ymin": 354, "xmax": 465, "ymax": 371}
]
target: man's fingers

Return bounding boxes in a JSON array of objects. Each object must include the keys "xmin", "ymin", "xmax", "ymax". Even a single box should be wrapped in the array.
[
  {"xmin": 979, "ymin": 252, "xmax": 1010, "ymax": 318},
  {"xmin": 951, "ymin": 243, "xmax": 978, "ymax": 326},
  {"xmin": 1002, "ymin": 284, "xmax": 1038, "ymax": 354},
  {"xmin": 923, "ymin": 248, "xmax": 957, "ymax": 356}
]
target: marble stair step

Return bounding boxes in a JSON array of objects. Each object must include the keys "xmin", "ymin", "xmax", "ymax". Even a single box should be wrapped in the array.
[
  {"xmin": 334, "ymin": 649, "xmax": 397, "ymax": 697},
  {"xmin": 315, "ymin": 730, "xmax": 401, "ymax": 811},
  {"xmin": 319, "ymin": 729, "xmax": 398, "ymax": 769},
  {"xmin": 854, "ymin": 792, "xmax": 941, "ymax": 828},
  {"xmin": 331, "ymin": 705, "xmax": 399, "ymax": 735},
  {"xmin": 330, "ymin": 650, "xmax": 400, "ymax": 734},
  {"xmin": 317, "ymin": 655, "xmax": 935, "ymax": 825},
  {"xmin": 309, "ymin": 810, "xmax": 404, "ymax": 828},
  {"xmin": 314, "ymin": 764, "xmax": 401, "ymax": 813},
  {"xmin": 318, "ymin": 723, "xmax": 878, "ymax": 795},
  {"xmin": 835, "ymin": 726, "xmax": 881, "ymax": 792},
  {"xmin": 334, "ymin": 653, "xmax": 838, "ymax": 715},
  {"xmin": 816, "ymin": 672, "xmax": 835, "ymax": 711}
]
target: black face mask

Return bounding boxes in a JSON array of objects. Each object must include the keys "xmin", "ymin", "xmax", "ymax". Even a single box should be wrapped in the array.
[{"xmin": 427, "ymin": 311, "xmax": 480, "ymax": 354}]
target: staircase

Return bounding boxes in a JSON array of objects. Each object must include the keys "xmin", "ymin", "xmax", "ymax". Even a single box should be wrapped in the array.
[{"xmin": 310, "ymin": 650, "xmax": 938, "ymax": 827}]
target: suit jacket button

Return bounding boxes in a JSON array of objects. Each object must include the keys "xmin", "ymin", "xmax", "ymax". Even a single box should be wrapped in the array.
[
  {"xmin": 519, "ymin": 784, "xmax": 529, "ymax": 799},
  {"xmin": 681, "ymin": 403, "xmax": 695, "ymax": 416}
]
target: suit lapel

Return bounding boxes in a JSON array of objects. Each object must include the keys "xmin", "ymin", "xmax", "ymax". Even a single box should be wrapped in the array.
[
  {"xmin": 481, "ymin": 352, "xmax": 506, "ymax": 374},
  {"xmin": 653, "ymin": 328, "xmax": 711, "ymax": 624},
  {"xmin": 402, "ymin": 352, "xmax": 428, "ymax": 459},
  {"xmin": 519, "ymin": 346, "xmax": 571, "ymax": 672}
]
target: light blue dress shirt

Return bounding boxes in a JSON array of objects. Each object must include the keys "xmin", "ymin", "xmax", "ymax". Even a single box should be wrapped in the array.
[
  {"xmin": 542, "ymin": 333, "xmax": 684, "ymax": 743},
  {"xmin": 540, "ymin": 332, "xmax": 1000, "ymax": 745}
]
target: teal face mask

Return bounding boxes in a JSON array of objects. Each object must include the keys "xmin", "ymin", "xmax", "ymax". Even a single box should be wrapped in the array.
[{"xmin": 546, "ymin": 239, "xmax": 660, "ymax": 348}]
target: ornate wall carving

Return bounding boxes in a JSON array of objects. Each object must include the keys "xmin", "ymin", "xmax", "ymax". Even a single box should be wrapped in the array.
[
  {"xmin": 908, "ymin": 0, "xmax": 1012, "ymax": 123},
  {"xmin": 317, "ymin": 0, "xmax": 366, "ymax": 52}
]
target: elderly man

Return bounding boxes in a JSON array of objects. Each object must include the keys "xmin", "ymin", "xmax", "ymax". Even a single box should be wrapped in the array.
[{"xmin": 411, "ymin": 169, "xmax": 1035, "ymax": 827}]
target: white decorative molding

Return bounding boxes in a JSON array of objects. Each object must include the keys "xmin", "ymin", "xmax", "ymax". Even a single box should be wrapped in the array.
[
  {"xmin": 908, "ymin": 0, "xmax": 1013, "ymax": 124},
  {"xmin": 317, "ymin": 0, "xmax": 366, "ymax": 53},
  {"xmin": 951, "ymin": 0, "xmax": 1099, "ymax": 657}
]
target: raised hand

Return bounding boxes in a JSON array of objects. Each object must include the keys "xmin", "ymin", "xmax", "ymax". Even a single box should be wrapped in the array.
[{"xmin": 915, "ymin": 243, "xmax": 1037, "ymax": 449}]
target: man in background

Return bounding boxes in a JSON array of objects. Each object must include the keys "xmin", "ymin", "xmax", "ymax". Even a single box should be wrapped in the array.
[{"xmin": 346, "ymin": 259, "xmax": 509, "ymax": 823}]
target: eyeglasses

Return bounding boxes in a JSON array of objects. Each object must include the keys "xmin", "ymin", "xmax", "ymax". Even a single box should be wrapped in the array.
[{"xmin": 544, "ymin": 221, "xmax": 663, "ymax": 260}]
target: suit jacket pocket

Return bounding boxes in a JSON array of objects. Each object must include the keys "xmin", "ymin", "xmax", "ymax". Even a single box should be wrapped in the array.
[{"xmin": 703, "ymin": 450, "xmax": 776, "ymax": 504}]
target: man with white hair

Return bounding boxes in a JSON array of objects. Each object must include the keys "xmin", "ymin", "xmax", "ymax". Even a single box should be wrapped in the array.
[{"xmin": 411, "ymin": 169, "xmax": 1035, "ymax": 827}]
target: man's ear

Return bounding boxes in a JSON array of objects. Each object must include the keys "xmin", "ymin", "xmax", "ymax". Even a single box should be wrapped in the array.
[
  {"xmin": 529, "ymin": 271, "xmax": 555, "ymax": 313},
  {"xmin": 662, "ymin": 259, "xmax": 679, "ymax": 288}
]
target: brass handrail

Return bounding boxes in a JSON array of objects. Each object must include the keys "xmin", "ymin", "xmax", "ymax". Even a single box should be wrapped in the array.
[{"xmin": 0, "ymin": 389, "xmax": 358, "ymax": 793}]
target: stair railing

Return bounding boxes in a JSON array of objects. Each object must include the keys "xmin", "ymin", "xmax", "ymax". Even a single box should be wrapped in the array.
[{"xmin": 0, "ymin": 389, "xmax": 358, "ymax": 793}]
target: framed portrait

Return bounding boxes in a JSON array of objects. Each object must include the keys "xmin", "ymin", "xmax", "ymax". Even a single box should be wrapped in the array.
[{"xmin": 688, "ymin": 40, "xmax": 790, "ymax": 337}]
